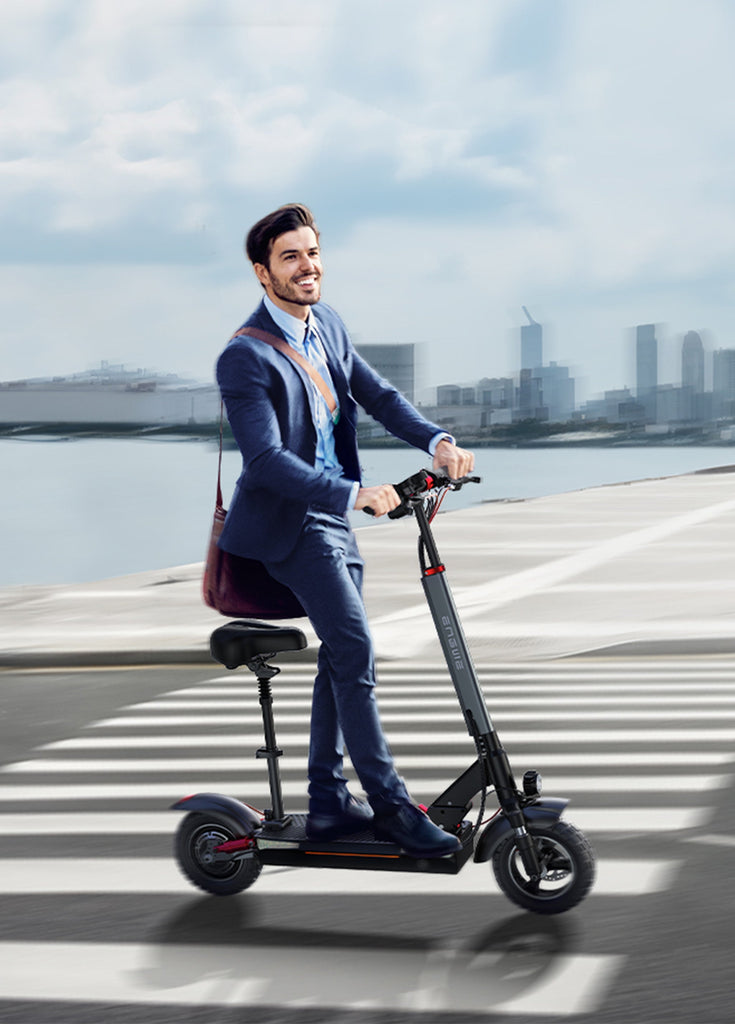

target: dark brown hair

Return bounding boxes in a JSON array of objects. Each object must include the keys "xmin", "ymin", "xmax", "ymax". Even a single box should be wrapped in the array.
[{"xmin": 245, "ymin": 203, "xmax": 319, "ymax": 267}]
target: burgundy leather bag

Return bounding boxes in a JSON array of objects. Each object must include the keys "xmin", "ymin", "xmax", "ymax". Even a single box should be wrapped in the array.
[{"xmin": 202, "ymin": 402, "xmax": 306, "ymax": 620}]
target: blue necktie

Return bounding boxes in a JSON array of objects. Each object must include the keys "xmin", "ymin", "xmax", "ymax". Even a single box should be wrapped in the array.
[
  {"xmin": 303, "ymin": 323, "xmax": 339, "ymax": 425},
  {"xmin": 303, "ymin": 322, "xmax": 340, "ymax": 472}
]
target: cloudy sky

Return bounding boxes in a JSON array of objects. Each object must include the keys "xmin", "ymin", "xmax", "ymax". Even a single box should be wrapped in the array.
[{"xmin": 2, "ymin": 0, "xmax": 734, "ymax": 401}]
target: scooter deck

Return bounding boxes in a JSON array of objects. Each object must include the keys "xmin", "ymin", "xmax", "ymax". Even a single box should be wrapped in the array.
[{"xmin": 254, "ymin": 813, "xmax": 475, "ymax": 874}]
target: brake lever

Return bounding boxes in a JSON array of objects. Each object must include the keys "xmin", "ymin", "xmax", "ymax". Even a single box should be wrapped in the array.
[{"xmin": 450, "ymin": 474, "xmax": 481, "ymax": 491}]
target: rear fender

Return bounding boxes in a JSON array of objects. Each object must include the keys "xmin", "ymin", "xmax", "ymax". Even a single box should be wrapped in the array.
[
  {"xmin": 170, "ymin": 792, "xmax": 262, "ymax": 836},
  {"xmin": 474, "ymin": 798, "xmax": 568, "ymax": 863}
]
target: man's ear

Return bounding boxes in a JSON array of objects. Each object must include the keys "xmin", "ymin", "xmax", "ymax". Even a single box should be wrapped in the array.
[{"xmin": 253, "ymin": 262, "xmax": 269, "ymax": 289}]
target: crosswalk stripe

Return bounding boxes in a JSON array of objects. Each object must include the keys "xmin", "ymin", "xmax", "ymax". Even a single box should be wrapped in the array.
[
  {"xmin": 96, "ymin": 710, "xmax": 735, "ymax": 725},
  {"xmin": 0, "ymin": 857, "xmax": 679, "ymax": 896},
  {"xmin": 0, "ymin": 780, "xmax": 718, "ymax": 802},
  {"xmin": 204, "ymin": 662, "xmax": 735, "ymax": 677},
  {"xmin": 147, "ymin": 692, "xmax": 735, "ymax": 706},
  {"xmin": 1, "ymin": 762, "xmax": 727, "ymax": 792},
  {"xmin": 34, "ymin": 741, "xmax": 735, "ymax": 765},
  {"xmin": 0, "ymin": 940, "xmax": 623, "ymax": 1015},
  {"xmin": 191, "ymin": 679, "xmax": 735, "ymax": 693},
  {"xmin": 80, "ymin": 727, "xmax": 735, "ymax": 743},
  {"xmin": 0, "ymin": 807, "xmax": 711, "ymax": 832},
  {"xmin": 207, "ymin": 661, "xmax": 735, "ymax": 675}
]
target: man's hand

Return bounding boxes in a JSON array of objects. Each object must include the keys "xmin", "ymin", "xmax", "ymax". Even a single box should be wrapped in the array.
[
  {"xmin": 354, "ymin": 484, "xmax": 401, "ymax": 517},
  {"xmin": 432, "ymin": 439, "xmax": 475, "ymax": 480}
]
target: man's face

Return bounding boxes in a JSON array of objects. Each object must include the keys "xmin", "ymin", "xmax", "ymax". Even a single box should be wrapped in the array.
[{"xmin": 254, "ymin": 226, "xmax": 322, "ymax": 319}]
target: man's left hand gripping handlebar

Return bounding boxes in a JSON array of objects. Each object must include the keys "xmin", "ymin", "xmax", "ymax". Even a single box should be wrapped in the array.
[{"xmin": 432, "ymin": 439, "xmax": 475, "ymax": 480}]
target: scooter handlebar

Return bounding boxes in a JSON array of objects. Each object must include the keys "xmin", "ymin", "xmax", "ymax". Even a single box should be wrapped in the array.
[{"xmin": 363, "ymin": 469, "xmax": 480, "ymax": 517}]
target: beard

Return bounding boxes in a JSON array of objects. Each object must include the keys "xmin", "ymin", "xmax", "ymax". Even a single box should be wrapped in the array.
[{"xmin": 269, "ymin": 272, "xmax": 321, "ymax": 307}]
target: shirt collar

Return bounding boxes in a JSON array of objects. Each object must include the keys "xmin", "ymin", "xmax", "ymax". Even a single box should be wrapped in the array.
[{"xmin": 263, "ymin": 294, "xmax": 315, "ymax": 350}]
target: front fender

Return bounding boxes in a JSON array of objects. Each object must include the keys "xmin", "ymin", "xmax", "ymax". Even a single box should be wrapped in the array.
[
  {"xmin": 170, "ymin": 792, "xmax": 262, "ymax": 836},
  {"xmin": 474, "ymin": 798, "xmax": 569, "ymax": 863}
]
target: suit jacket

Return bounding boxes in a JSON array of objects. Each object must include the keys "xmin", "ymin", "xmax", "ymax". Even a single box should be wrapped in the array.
[{"xmin": 216, "ymin": 299, "xmax": 444, "ymax": 562}]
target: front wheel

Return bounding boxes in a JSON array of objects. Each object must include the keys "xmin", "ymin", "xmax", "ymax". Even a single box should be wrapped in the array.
[
  {"xmin": 492, "ymin": 819, "xmax": 595, "ymax": 915},
  {"xmin": 175, "ymin": 812, "xmax": 262, "ymax": 896}
]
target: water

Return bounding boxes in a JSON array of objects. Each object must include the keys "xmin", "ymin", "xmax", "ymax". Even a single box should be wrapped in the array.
[{"xmin": 1, "ymin": 436, "xmax": 733, "ymax": 587}]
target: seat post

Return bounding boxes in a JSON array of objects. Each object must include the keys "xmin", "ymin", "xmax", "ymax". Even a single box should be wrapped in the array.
[{"xmin": 249, "ymin": 656, "xmax": 291, "ymax": 828}]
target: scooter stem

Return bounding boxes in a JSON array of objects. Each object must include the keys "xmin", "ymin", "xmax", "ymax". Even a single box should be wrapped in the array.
[{"xmin": 414, "ymin": 503, "xmax": 542, "ymax": 880}]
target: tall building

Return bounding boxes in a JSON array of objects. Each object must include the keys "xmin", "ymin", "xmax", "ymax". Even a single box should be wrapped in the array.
[
  {"xmin": 681, "ymin": 330, "xmax": 704, "ymax": 393},
  {"xmin": 352, "ymin": 343, "xmax": 416, "ymax": 439},
  {"xmin": 636, "ymin": 324, "xmax": 657, "ymax": 393},
  {"xmin": 534, "ymin": 362, "xmax": 575, "ymax": 422},
  {"xmin": 354, "ymin": 343, "xmax": 414, "ymax": 402},
  {"xmin": 516, "ymin": 368, "xmax": 547, "ymax": 421},
  {"xmin": 636, "ymin": 323, "xmax": 658, "ymax": 421},
  {"xmin": 477, "ymin": 377, "xmax": 514, "ymax": 410},
  {"xmin": 437, "ymin": 384, "xmax": 462, "ymax": 406},
  {"xmin": 713, "ymin": 349, "xmax": 735, "ymax": 419},
  {"xmin": 521, "ymin": 307, "xmax": 542, "ymax": 370}
]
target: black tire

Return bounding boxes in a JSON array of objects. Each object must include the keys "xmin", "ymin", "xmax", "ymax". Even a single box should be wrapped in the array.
[
  {"xmin": 175, "ymin": 812, "xmax": 262, "ymax": 896},
  {"xmin": 492, "ymin": 819, "xmax": 595, "ymax": 915}
]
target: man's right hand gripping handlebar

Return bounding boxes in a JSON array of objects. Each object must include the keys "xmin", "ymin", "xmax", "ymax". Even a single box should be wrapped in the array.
[{"xmin": 354, "ymin": 484, "xmax": 402, "ymax": 518}]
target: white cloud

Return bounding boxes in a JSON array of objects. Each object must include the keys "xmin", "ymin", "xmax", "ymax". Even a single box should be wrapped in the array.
[
  {"xmin": 535, "ymin": 0, "xmax": 735, "ymax": 287},
  {"xmin": 1, "ymin": 0, "xmax": 734, "ymax": 400}
]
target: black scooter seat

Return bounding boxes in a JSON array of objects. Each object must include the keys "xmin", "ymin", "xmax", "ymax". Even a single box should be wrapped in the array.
[{"xmin": 210, "ymin": 620, "xmax": 308, "ymax": 670}]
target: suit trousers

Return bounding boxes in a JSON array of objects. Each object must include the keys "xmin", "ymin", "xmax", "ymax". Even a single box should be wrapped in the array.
[{"xmin": 263, "ymin": 510, "xmax": 411, "ymax": 815}]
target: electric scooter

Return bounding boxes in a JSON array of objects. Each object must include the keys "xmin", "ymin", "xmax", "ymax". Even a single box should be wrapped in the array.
[{"xmin": 172, "ymin": 470, "xmax": 595, "ymax": 915}]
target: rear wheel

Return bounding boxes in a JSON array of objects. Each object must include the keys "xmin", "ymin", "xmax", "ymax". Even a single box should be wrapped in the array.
[
  {"xmin": 175, "ymin": 812, "xmax": 262, "ymax": 896},
  {"xmin": 493, "ymin": 819, "xmax": 595, "ymax": 915}
]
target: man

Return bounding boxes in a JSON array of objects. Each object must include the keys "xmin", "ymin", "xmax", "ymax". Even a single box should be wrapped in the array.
[{"xmin": 217, "ymin": 203, "xmax": 474, "ymax": 858}]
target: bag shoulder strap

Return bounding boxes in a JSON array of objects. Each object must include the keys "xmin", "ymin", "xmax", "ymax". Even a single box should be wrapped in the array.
[
  {"xmin": 215, "ymin": 400, "xmax": 225, "ymax": 510},
  {"xmin": 217, "ymin": 324, "xmax": 338, "ymax": 508},
  {"xmin": 231, "ymin": 325, "xmax": 337, "ymax": 415}
]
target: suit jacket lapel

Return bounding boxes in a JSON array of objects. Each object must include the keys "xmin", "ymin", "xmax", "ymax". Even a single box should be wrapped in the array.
[{"xmin": 250, "ymin": 302, "xmax": 320, "ymax": 417}]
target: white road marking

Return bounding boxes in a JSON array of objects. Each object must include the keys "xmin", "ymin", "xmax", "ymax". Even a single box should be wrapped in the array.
[
  {"xmin": 551, "ymin": 581, "xmax": 735, "ymax": 592},
  {"xmin": 0, "ymin": 807, "xmax": 711, "ymax": 832},
  {"xmin": 93, "ymin": 710, "xmax": 735, "ymax": 726},
  {"xmin": 0, "ymin": 940, "xmax": 623, "ymax": 1015},
  {"xmin": 370, "ymin": 494, "xmax": 735, "ymax": 655},
  {"xmin": 148, "ymin": 692, "xmax": 735, "ymax": 706},
  {"xmin": 141, "ymin": 678, "xmax": 735, "ymax": 694},
  {"xmin": 198, "ymin": 672, "xmax": 735, "ymax": 690},
  {"xmin": 80, "ymin": 727, "xmax": 735, "ymax": 744},
  {"xmin": 684, "ymin": 833, "xmax": 735, "ymax": 848},
  {"xmin": 2, "ymin": 762, "xmax": 727, "ymax": 792},
  {"xmin": 0, "ymin": 856, "xmax": 679, "ymax": 896},
  {"xmin": 206, "ymin": 661, "xmax": 735, "ymax": 678},
  {"xmin": 0, "ymin": 776, "xmax": 724, "ymax": 802},
  {"xmin": 34, "ymin": 740, "xmax": 735, "ymax": 766}
]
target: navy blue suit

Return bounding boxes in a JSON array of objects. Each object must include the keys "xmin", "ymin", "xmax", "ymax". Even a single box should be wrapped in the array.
[
  {"xmin": 216, "ymin": 299, "xmax": 444, "ymax": 814},
  {"xmin": 217, "ymin": 300, "xmax": 442, "ymax": 562}
]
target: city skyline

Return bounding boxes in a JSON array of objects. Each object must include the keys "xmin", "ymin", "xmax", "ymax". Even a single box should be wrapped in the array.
[
  {"xmin": 2, "ymin": 2, "xmax": 734, "ymax": 403},
  {"xmin": 4, "ymin": 313, "xmax": 729, "ymax": 409}
]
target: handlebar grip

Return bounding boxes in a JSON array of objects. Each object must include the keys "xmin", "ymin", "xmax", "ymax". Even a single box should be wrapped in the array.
[{"xmin": 363, "ymin": 506, "xmax": 375, "ymax": 516}]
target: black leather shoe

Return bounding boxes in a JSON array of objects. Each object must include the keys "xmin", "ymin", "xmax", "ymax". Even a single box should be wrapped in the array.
[
  {"xmin": 373, "ymin": 803, "xmax": 461, "ymax": 858},
  {"xmin": 306, "ymin": 797, "xmax": 374, "ymax": 840}
]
